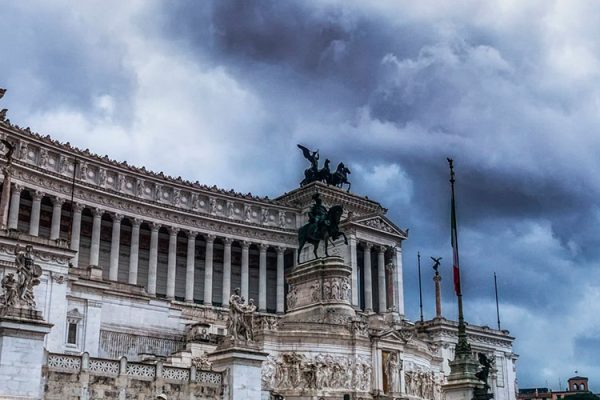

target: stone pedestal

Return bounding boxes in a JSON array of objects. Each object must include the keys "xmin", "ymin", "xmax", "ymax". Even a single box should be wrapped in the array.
[
  {"xmin": 443, "ymin": 353, "xmax": 484, "ymax": 400},
  {"xmin": 209, "ymin": 341, "xmax": 268, "ymax": 400},
  {"xmin": 0, "ymin": 306, "xmax": 53, "ymax": 399},
  {"xmin": 282, "ymin": 256, "xmax": 354, "ymax": 329}
]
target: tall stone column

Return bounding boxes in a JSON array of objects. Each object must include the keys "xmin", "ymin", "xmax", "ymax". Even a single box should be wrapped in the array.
[
  {"xmin": 348, "ymin": 234, "xmax": 358, "ymax": 307},
  {"xmin": 70, "ymin": 203, "xmax": 84, "ymax": 267},
  {"xmin": 378, "ymin": 246, "xmax": 387, "ymax": 313},
  {"xmin": 50, "ymin": 197, "xmax": 65, "ymax": 240},
  {"xmin": 166, "ymin": 227, "xmax": 179, "ymax": 299},
  {"xmin": 204, "ymin": 234, "xmax": 215, "ymax": 305},
  {"xmin": 241, "ymin": 241, "xmax": 250, "ymax": 300},
  {"xmin": 185, "ymin": 231, "xmax": 197, "ymax": 303},
  {"xmin": 89, "ymin": 208, "xmax": 104, "ymax": 267},
  {"xmin": 434, "ymin": 271, "xmax": 442, "ymax": 318},
  {"xmin": 147, "ymin": 223, "xmax": 161, "ymax": 296},
  {"xmin": 7, "ymin": 183, "xmax": 23, "ymax": 230},
  {"xmin": 364, "ymin": 242, "xmax": 373, "ymax": 312},
  {"xmin": 276, "ymin": 246, "xmax": 285, "ymax": 313},
  {"xmin": 222, "ymin": 237, "xmax": 233, "ymax": 306},
  {"xmin": 28, "ymin": 190, "xmax": 43, "ymax": 236},
  {"xmin": 394, "ymin": 246, "xmax": 405, "ymax": 315},
  {"xmin": 109, "ymin": 213, "xmax": 123, "ymax": 281},
  {"xmin": 128, "ymin": 218, "xmax": 141, "ymax": 285},
  {"xmin": 259, "ymin": 244, "xmax": 268, "ymax": 311}
]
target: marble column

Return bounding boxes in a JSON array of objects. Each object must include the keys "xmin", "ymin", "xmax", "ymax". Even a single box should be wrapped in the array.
[
  {"xmin": 185, "ymin": 231, "xmax": 197, "ymax": 303},
  {"xmin": 394, "ymin": 246, "xmax": 405, "ymax": 315},
  {"xmin": 241, "ymin": 241, "xmax": 250, "ymax": 300},
  {"xmin": 348, "ymin": 234, "xmax": 358, "ymax": 307},
  {"xmin": 89, "ymin": 208, "xmax": 104, "ymax": 267},
  {"xmin": 128, "ymin": 218, "xmax": 141, "ymax": 285},
  {"xmin": 258, "ymin": 243, "xmax": 268, "ymax": 311},
  {"xmin": 50, "ymin": 197, "xmax": 65, "ymax": 240},
  {"xmin": 7, "ymin": 183, "xmax": 23, "ymax": 230},
  {"xmin": 203, "ymin": 234, "xmax": 215, "ymax": 305},
  {"xmin": 364, "ymin": 242, "xmax": 373, "ymax": 312},
  {"xmin": 147, "ymin": 223, "xmax": 161, "ymax": 296},
  {"xmin": 276, "ymin": 246, "xmax": 285, "ymax": 313},
  {"xmin": 166, "ymin": 227, "xmax": 179, "ymax": 299},
  {"xmin": 377, "ymin": 246, "xmax": 387, "ymax": 313},
  {"xmin": 108, "ymin": 213, "xmax": 123, "ymax": 281},
  {"xmin": 28, "ymin": 190, "xmax": 43, "ymax": 236},
  {"xmin": 222, "ymin": 238, "xmax": 233, "ymax": 306},
  {"xmin": 70, "ymin": 203, "xmax": 84, "ymax": 267}
]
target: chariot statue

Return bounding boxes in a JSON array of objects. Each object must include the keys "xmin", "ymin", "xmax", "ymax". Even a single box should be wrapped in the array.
[{"xmin": 297, "ymin": 144, "xmax": 351, "ymax": 191}]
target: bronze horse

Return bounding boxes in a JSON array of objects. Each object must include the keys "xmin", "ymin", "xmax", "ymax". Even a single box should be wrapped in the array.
[{"xmin": 297, "ymin": 205, "xmax": 348, "ymax": 263}]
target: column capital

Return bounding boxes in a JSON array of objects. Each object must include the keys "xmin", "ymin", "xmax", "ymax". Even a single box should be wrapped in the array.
[
  {"xmin": 12, "ymin": 183, "xmax": 24, "ymax": 193},
  {"xmin": 72, "ymin": 203, "xmax": 85, "ymax": 213},
  {"xmin": 131, "ymin": 217, "xmax": 142, "ymax": 228},
  {"xmin": 32, "ymin": 190, "xmax": 44, "ymax": 201},
  {"xmin": 276, "ymin": 246, "xmax": 286, "ymax": 255},
  {"xmin": 187, "ymin": 230, "xmax": 198, "ymax": 239},
  {"xmin": 364, "ymin": 242, "xmax": 373, "ymax": 250},
  {"xmin": 223, "ymin": 237, "xmax": 234, "ymax": 246},
  {"xmin": 242, "ymin": 240, "xmax": 251, "ymax": 250},
  {"xmin": 168, "ymin": 226, "xmax": 180, "ymax": 236},
  {"xmin": 151, "ymin": 222, "xmax": 161, "ymax": 232},
  {"xmin": 205, "ymin": 233, "xmax": 216, "ymax": 243},
  {"xmin": 378, "ymin": 245, "xmax": 386, "ymax": 254},
  {"xmin": 92, "ymin": 208, "xmax": 104, "ymax": 218},
  {"xmin": 112, "ymin": 213, "xmax": 124, "ymax": 223},
  {"xmin": 53, "ymin": 196, "xmax": 66, "ymax": 207},
  {"xmin": 259, "ymin": 243, "xmax": 269, "ymax": 252}
]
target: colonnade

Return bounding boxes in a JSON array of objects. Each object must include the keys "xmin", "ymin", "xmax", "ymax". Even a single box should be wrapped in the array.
[
  {"xmin": 7, "ymin": 184, "xmax": 288, "ymax": 313},
  {"xmin": 6, "ymin": 183, "xmax": 404, "ymax": 316}
]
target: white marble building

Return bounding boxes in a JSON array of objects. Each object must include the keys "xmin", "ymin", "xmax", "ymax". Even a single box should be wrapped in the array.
[{"xmin": 0, "ymin": 118, "xmax": 518, "ymax": 399}]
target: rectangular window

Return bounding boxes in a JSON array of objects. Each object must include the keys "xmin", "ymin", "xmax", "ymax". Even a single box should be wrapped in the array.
[{"xmin": 67, "ymin": 323, "xmax": 77, "ymax": 345}]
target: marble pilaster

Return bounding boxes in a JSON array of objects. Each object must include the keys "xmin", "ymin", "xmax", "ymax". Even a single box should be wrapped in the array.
[
  {"xmin": 364, "ymin": 242, "xmax": 373, "ymax": 312},
  {"xmin": 241, "ymin": 241, "xmax": 250, "ymax": 300},
  {"xmin": 166, "ymin": 227, "xmax": 179, "ymax": 299},
  {"xmin": 147, "ymin": 223, "xmax": 161, "ymax": 296},
  {"xmin": 108, "ymin": 213, "xmax": 123, "ymax": 281},
  {"xmin": 258, "ymin": 243, "xmax": 268, "ymax": 311},
  {"xmin": 50, "ymin": 197, "xmax": 65, "ymax": 240},
  {"xmin": 203, "ymin": 234, "xmax": 215, "ymax": 305},
  {"xmin": 7, "ymin": 183, "xmax": 22, "ymax": 230},
  {"xmin": 185, "ymin": 231, "xmax": 197, "ymax": 302},
  {"xmin": 349, "ymin": 233, "xmax": 358, "ymax": 307},
  {"xmin": 28, "ymin": 190, "xmax": 43, "ymax": 236},
  {"xmin": 128, "ymin": 218, "xmax": 141, "ymax": 285},
  {"xmin": 222, "ymin": 237, "xmax": 233, "ymax": 306},
  {"xmin": 70, "ymin": 203, "xmax": 84, "ymax": 267},
  {"xmin": 377, "ymin": 246, "xmax": 386, "ymax": 313},
  {"xmin": 89, "ymin": 208, "xmax": 103, "ymax": 267},
  {"xmin": 276, "ymin": 246, "xmax": 285, "ymax": 313}
]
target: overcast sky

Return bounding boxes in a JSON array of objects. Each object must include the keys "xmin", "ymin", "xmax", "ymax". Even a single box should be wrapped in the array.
[{"xmin": 2, "ymin": 0, "xmax": 600, "ymax": 390}]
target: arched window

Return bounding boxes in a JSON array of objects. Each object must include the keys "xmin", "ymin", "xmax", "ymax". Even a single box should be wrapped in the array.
[
  {"xmin": 573, "ymin": 384, "xmax": 578, "ymax": 391},
  {"xmin": 580, "ymin": 384, "xmax": 585, "ymax": 391}
]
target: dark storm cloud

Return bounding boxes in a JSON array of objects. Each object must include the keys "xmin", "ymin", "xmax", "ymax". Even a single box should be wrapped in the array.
[{"xmin": 0, "ymin": 3, "xmax": 136, "ymax": 121}]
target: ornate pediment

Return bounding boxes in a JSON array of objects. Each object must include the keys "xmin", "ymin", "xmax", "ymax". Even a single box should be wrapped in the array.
[{"xmin": 352, "ymin": 215, "xmax": 408, "ymax": 239}]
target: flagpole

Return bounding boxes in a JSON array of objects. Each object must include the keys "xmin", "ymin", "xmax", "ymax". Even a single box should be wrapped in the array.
[
  {"xmin": 448, "ymin": 158, "xmax": 471, "ymax": 356},
  {"xmin": 494, "ymin": 272, "xmax": 501, "ymax": 330},
  {"xmin": 418, "ymin": 251, "xmax": 423, "ymax": 322}
]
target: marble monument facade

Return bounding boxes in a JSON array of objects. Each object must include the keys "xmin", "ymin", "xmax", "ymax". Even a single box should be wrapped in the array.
[{"xmin": 0, "ymin": 120, "xmax": 517, "ymax": 399}]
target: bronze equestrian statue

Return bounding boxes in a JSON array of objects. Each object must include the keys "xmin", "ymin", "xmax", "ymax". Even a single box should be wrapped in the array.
[
  {"xmin": 297, "ymin": 144, "xmax": 351, "ymax": 191},
  {"xmin": 297, "ymin": 193, "xmax": 347, "ymax": 263}
]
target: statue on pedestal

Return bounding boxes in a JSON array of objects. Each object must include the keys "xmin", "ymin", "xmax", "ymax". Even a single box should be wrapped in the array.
[
  {"xmin": 227, "ymin": 288, "xmax": 257, "ymax": 342},
  {"xmin": 297, "ymin": 193, "xmax": 347, "ymax": 262},
  {"xmin": 1, "ymin": 244, "xmax": 42, "ymax": 309},
  {"xmin": 297, "ymin": 144, "xmax": 352, "ymax": 191}
]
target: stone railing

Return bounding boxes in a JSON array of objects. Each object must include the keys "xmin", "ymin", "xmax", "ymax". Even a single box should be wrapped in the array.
[{"xmin": 44, "ymin": 352, "xmax": 223, "ymax": 399}]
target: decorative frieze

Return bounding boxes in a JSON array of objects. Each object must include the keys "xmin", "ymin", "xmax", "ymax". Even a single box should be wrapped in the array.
[{"xmin": 261, "ymin": 353, "xmax": 372, "ymax": 392}]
